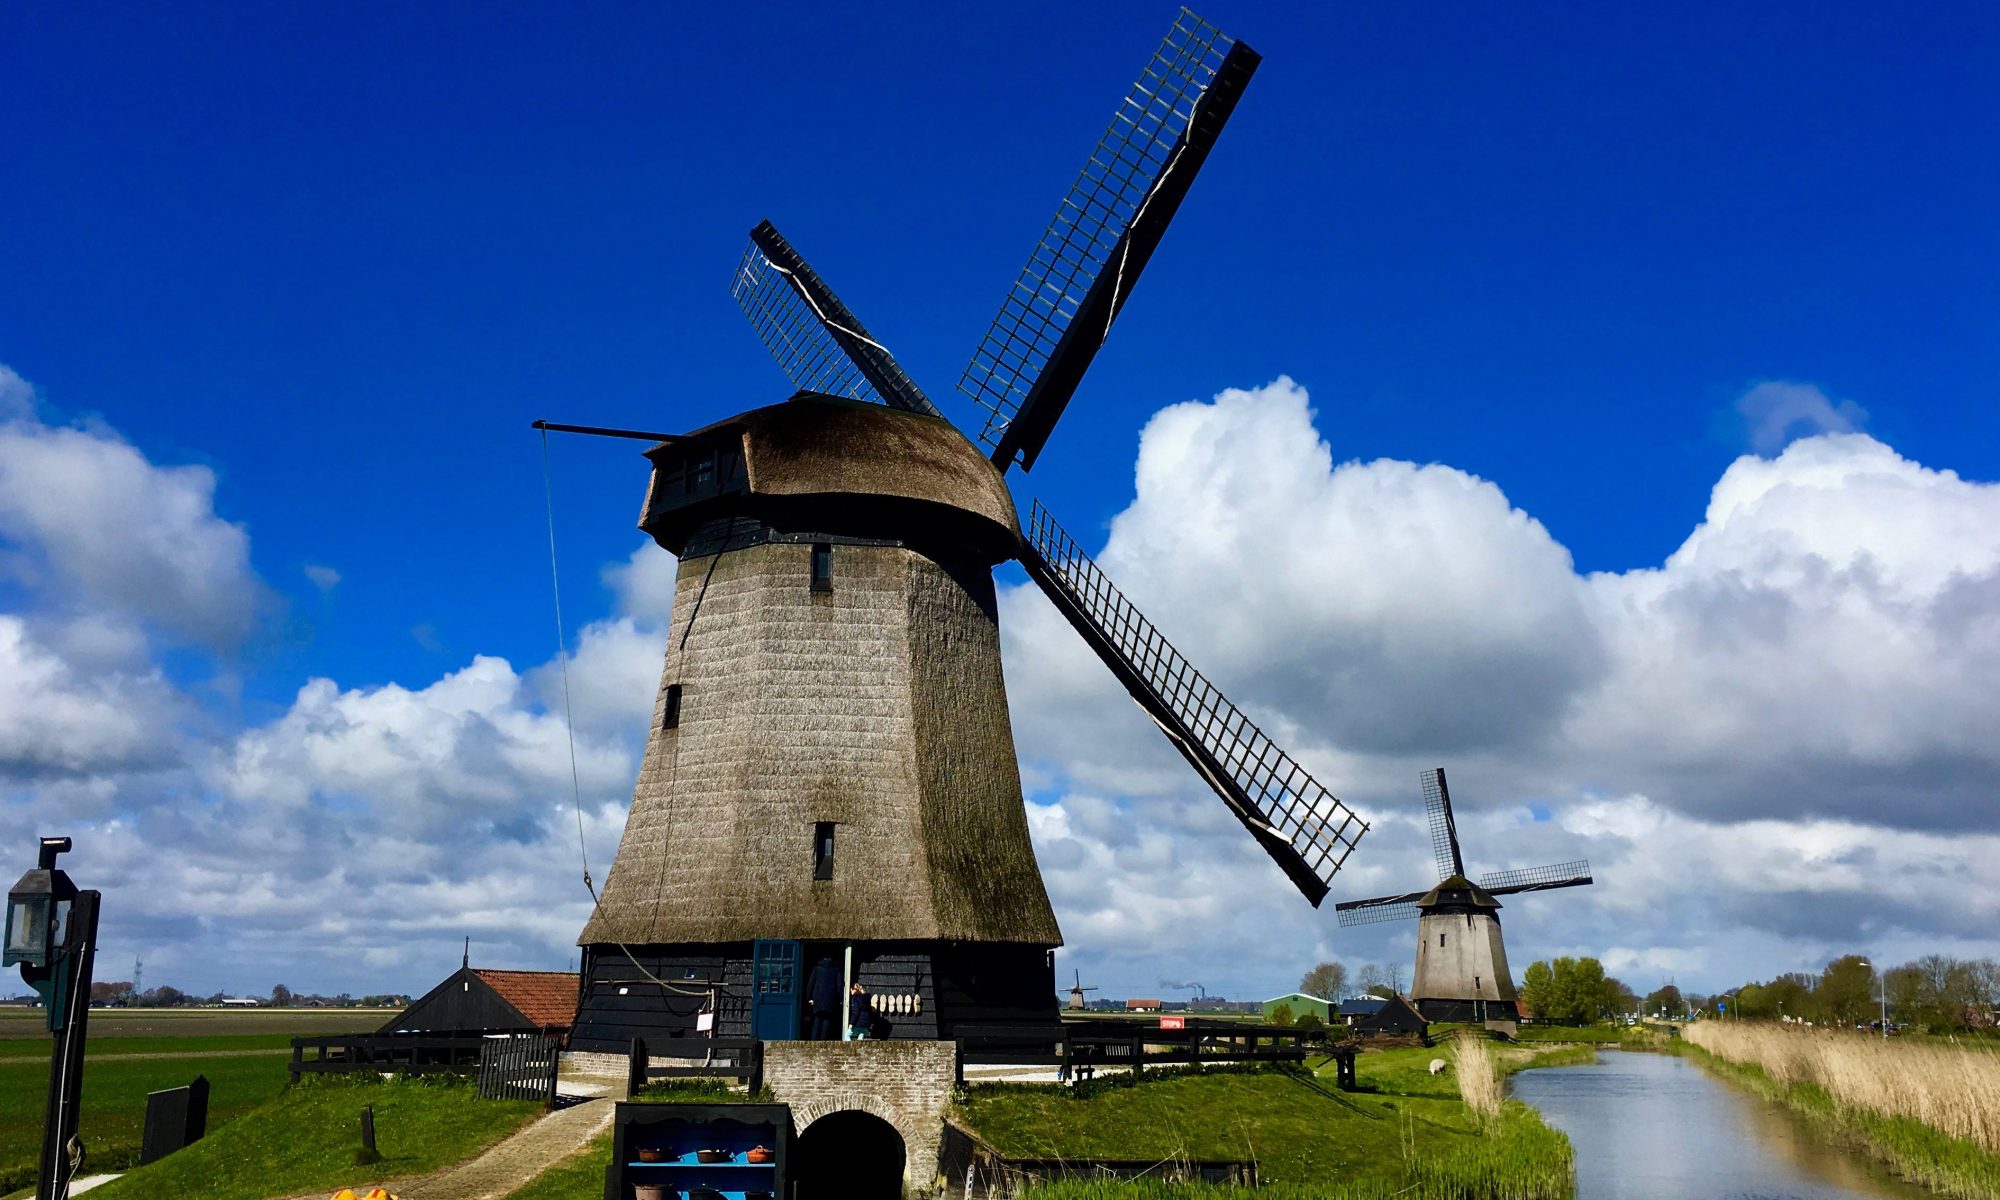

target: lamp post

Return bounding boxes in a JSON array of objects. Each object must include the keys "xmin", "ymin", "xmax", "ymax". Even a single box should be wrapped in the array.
[
  {"xmin": 5, "ymin": 837, "xmax": 101, "ymax": 1200},
  {"xmin": 1857, "ymin": 960, "xmax": 1889, "ymax": 1039}
]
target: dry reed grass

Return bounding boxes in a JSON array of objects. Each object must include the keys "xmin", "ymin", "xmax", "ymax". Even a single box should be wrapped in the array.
[
  {"xmin": 1685, "ymin": 1020, "xmax": 2000, "ymax": 1152},
  {"xmin": 1451, "ymin": 1030, "xmax": 1503, "ymax": 1119}
]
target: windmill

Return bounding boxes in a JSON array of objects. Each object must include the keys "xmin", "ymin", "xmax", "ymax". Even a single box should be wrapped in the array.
[
  {"xmin": 565, "ymin": 9, "xmax": 1369, "ymax": 1053},
  {"xmin": 1334, "ymin": 769, "xmax": 1591, "ymax": 1030},
  {"xmin": 1066, "ymin": 970, "xmax": 1100, "ymax": 1011}
]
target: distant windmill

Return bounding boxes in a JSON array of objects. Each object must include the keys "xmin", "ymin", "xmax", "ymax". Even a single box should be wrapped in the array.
[
  {"xmin": 1335, "ymin": 769, "xmax": 1592, "ymax": 1030},
  {"xmin": 1067, "ymin": 970, "xmax": 1100, "ymax": 1011}
]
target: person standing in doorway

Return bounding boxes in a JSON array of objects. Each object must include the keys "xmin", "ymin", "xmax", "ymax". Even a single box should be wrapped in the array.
[
  {"xmin": 848, "ymin": 981, "xmax": 872, "ymax": 1041},
  {"xmin": 806, "ymin": 957, "xmax": 840, "ymax": 1041}
]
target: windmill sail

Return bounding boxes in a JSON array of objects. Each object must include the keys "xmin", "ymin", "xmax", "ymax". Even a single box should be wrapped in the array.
[
  {"xmin": 959, "ymin": 9, "xmax": 1260, "ymax": 473},
  {"xmin": 1331, "ymin": 895, "xmax": 1424, "ymax": 927},
  {"xmin": 731, "ymin": 220, "xmax": 943, "ymax": 419},
  {"xmin": 1022, "ymin": 501, "xmax": 1366, "ymax": 905},
  {"xmin": 1479, "ymin": 861, "xmax": 1593, "ymax": 896},
  {"xmin": 1422, "ymin": 767, "xmax": 1465, "ymax": 881}
]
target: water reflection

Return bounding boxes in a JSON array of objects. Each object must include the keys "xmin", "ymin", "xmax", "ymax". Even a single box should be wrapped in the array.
[{"xmin": 1508, "ymin": 1048, "xmax": 1930, "ymax": 1200}]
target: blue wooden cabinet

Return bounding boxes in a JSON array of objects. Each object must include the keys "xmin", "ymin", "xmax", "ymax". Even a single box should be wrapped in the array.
[{"xmin": 603, "ymin": 1102, "xmax": 792, "ymax": 1200}]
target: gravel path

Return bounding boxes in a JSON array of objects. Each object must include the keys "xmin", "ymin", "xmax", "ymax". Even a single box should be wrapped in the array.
[{"xmin": 393, "ymin": 1098, "xmax": 612, "ymax": 1200}]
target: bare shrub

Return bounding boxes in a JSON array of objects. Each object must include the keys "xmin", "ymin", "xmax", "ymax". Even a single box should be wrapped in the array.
[{"xmin": 1451, "ymin": 1029, "xmax": 1502, "ymax": 1120}]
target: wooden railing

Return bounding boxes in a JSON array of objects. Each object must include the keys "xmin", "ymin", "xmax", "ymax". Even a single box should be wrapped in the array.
[
  {"xmin": 955, "ymin": 1019, "xmax": 1355, "ymax": 1088},
  {"xmin": 289, "ymin": 1034, "xmax": 487, "ymax": 1082}
]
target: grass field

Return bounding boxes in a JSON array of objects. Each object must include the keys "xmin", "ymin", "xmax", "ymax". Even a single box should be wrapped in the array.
[
  {"xmin": 0, "ymin": 1010, "xmax": 397, "ymax": 1193},
  {"xmin": 958, "ymin": 1045, "xmax": 1577, "ymax": 1198}
]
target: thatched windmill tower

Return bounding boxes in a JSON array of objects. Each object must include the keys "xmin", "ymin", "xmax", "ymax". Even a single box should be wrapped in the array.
[
  {"xmin": 1335, "ymin": 769, "xmax": 1592, "ymax": 1031},
  {"xmin": 566, "ymin": 10, "xmax": 1370, "ymax": 1052}
]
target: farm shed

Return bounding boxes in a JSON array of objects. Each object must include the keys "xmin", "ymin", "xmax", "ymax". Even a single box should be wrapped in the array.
[
  {"xmin": 1260, "ymin": 992, "xmax": 1334, "ymax": 1023},
  {"xmin": 381, "ymin": 965, "xmax": 578, "ymax": 1036}
]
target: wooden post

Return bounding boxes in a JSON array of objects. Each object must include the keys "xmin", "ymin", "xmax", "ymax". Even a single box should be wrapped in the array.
[
  {"xmin": 360, "ymin": 1105, "xmax": 377, "ymax": 1154},
  {"xmin": 627, "ymin": 1037, "xmax": 647, "ymax": 1099}
]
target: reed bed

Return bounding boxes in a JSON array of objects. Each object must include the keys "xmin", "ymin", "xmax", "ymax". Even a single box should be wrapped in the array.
[
  {"xmin": 1685, "ymin": 1021, "xmax": 2000, "ymax": 1153},
  {"xmin": 1452, "ymin": 1030, "xmax": 1503, "ymax": 1120}
]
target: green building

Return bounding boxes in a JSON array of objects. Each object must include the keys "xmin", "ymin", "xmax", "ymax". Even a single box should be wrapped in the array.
[{"xmin": 1261, "ymin": 992, "xmax": 1334, "ymax": 1023}]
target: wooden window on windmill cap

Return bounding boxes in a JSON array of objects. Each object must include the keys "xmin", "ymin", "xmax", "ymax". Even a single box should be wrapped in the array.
[
  {"xmin": 812, "ymin": 822, "xmax": 835, "ymax": 880},
  {"xmin": 810, "ymin": 542, "xmax": 833, "ymax": 593}
]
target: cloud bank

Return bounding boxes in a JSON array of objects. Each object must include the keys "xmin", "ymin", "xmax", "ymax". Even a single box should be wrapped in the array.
[{"xmin": 1, "ymin": 365, "xmax": 1993, "ymax": 1001}]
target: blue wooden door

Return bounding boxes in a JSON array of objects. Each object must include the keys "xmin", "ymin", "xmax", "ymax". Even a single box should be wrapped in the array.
[{"xmin": 751, "ymin": 939, "xmax": 802, "ymax": 1040}]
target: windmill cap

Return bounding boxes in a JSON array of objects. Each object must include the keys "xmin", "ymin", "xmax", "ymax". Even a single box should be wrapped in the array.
[
  {"xmin": 1418, "ymin": 874, "xmax": 1502, "ymax": 910},
  {"xmin": 640, "ymin": 392, "xmax": 1020, "ymax": 560}
]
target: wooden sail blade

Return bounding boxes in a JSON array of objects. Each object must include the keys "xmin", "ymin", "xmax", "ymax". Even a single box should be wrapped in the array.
[
  {"xmin": 1422, "ymin": 767, "xmax": 1465, "ymax": 881},
  {"xmin": 1020, "ymin": 500, "xmax": 1366, "ymax": 905},
  {"xmin": 1479, "ymin": 860, "xmax": 1594, "ymax": 896},
  {"xmin": 730, "ymin": 220, "xmax": 944, "ymax": 419},
  {"xmin": 1332, "ymin": 895, "xmax": 1425, "ymax": 927},
  {"xmin": 959, "ymin": 10, "xmax": 1259, "ymax": 473}
]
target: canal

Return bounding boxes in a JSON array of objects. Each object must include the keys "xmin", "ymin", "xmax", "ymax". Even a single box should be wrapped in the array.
[{"xmin": 1508, "ymin": 1048, "xmax": 1932, "ymax": 1200}]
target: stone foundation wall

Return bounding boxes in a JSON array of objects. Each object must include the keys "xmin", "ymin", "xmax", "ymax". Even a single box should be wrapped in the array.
[{"xmin": 763, "ymin": 1040, "xmax": 958, "ymax": 1197}]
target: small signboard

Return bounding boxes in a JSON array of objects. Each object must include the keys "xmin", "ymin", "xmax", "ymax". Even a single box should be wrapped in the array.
[{"xmin": 1159, "ymin": 1015, "xmax": 1185, "ymax": 1030}]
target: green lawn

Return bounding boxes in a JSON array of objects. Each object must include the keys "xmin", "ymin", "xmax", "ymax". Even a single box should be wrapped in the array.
[
  {"xmin": 0, "ymin": 1044, "xmax": 295, "ymax": 1193},
  {"xmin": 959, "ymin": 1048, "xmax": 1576, "ymax": 1198},
  {"xmin": 85, "ymin": 1076, "xmax": 538, "ymax": 1200}
]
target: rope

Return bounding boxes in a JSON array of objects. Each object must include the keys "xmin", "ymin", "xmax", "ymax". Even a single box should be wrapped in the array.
[{"xmin": 539, "ymin": 431, "xmax": 717, "ymax": 1007}]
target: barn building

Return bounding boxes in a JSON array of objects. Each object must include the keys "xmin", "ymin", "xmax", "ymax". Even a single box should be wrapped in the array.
[{"xmin": 381, "ymin": 958, "xmax": 578, "ymax": 1037}]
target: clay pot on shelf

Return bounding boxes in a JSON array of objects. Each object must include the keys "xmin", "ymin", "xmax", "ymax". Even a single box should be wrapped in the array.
[
  {"xmin": 635, "ymin": 1147, "xmax": 669, "ymax": 1163},
  {"xmin": 632, "ymin": 1185, "xmax": 668, "ymax": 1200},
  {"xmin": 694, "ymin": 1148, "xmax": 731, "ymax": 1163},
  {"xmin": 746, "ymin": 1145, "xmax": 774, "ymax": 1164}
]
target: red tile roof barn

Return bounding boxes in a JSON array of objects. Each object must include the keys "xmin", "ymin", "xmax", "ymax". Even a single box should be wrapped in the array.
[{"xmin": 472, "ymin": 969, "xmax": 578, "ymax": 1030}]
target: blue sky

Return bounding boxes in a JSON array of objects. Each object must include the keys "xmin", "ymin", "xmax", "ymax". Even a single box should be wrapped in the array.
[{"xmin": 2, "ymin": 2, "xmax": 1996, "ymax": 1000}]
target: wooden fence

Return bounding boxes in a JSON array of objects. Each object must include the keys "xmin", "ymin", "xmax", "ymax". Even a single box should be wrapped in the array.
[
  {"xmin": 476, "ymin": 1034, "xmax": 560, "ymax": 1103},
  {"xmin": 626, "ymin": 1036, "xmax": 763, "ymax": 1096},
  {"xmin": 956, "ymin": 1018, "xmax": 1355, "ymax": 1088},
  {"xmin": 289, "ymin": 1034, "xmax": 487, "ymax": 1082}
]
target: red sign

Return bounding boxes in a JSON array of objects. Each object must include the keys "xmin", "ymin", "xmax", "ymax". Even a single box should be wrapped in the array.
[{"xmin": 1159, "ymin": 1015, "xmax": 1185, "ymax": 1030}]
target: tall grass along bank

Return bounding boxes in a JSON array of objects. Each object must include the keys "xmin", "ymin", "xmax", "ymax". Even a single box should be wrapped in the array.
[{"xmin": 1684, "ymin": 1020, "xmax": 2000, "ymax": 1199}]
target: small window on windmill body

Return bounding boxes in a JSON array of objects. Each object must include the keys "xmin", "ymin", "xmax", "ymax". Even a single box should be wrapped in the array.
[
  {"xmin": 812, "ymin": 822, "xmax": 835, "ymax": 880},
  {"xmin": 810, "ymin": 542, "xmax": 833, "ymax": 593},
  {"xmin": 1440, "ymin": 932, "xmax": 1446, "ymax": 948},
  {"xmin": 662, "ymin": 684, "xmax": 683, "ymax": 730}
]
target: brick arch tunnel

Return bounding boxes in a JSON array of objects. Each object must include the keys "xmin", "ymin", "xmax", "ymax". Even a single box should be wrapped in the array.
[{"xmin": 794, "ymin": 1108, "xmax": 906, "ymax": 1198}]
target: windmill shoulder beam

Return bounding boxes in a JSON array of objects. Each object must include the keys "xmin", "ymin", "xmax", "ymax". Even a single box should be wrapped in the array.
[
  {"xmin": 990, "ymin": 41, "xmax": 1261, "ymax": 473},
  {"xmin": 1332, "ymin": 890, "xmax": 1431, "ymax": 912},
  {"xmin": 1018, "ymin": 537, "xmax": 1329, "ymax": 906}
]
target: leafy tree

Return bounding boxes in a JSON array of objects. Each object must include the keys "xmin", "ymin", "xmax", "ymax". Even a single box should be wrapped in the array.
[
  {"xmin": 270, "ymin": 983, "xmax": 294, "ymax": 1008},
  {"xmin": 1295, "ymin": 1012, "xmax": 1325, "ymax": 1031},
  {"xmin": 1300, "ymin": 961, "xmax": 1347, "ymax": 1002},
  {"xmin": 143, "ymin": 984, "xmax": 188, "ymax": 1008},
  {"xmin": 1644, "ymin": 984, "xmax": 1686, "ymax": 1018},
  {"xmin": 1603, "ymin": 976, "xmax": 1639, "ymax": 1017},
  {"xmin": 89, "ymin": 981, "xmax": 135, "ymax": 1005},
  {"xmin": 1815, "ymin": 955, "xmax": 1876, "ymax": 1027},
  {"xmin": 1520, "ymin": 960, "xmax": 1555, "ymax": 1020},
  {"xmin": 1765, "ymin": 974, "xmax": 1812, "ymax": 1020},
  {"xmin": 1268, "ymin": 1003, "xmax": 1296, "ymax": 1026}
]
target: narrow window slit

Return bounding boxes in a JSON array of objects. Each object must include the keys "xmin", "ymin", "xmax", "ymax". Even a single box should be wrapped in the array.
[
  {"xmin": 810, "ymin": 542, "xmax": 833, "ymax": 593},
  {"xmin": 812, "ymin": 822, "xmax": 835, "ymax": 880},
  {"xmin": 662, "ymin": 683, "xmax": 683, "ymax": 729}
]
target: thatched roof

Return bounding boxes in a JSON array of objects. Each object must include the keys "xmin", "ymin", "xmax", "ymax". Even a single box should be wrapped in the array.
[
  {"xmin": 1418, "ymin": 874, "xmax": 1502, "ymax": 911},
  {"xmin": 640, "ymin": 393, "xmax": 1020, "ymax": 561}
]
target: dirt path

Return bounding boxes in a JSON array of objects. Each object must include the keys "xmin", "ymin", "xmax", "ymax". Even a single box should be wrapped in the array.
[
  {"xmin": 0, "ymin": 1048, "xmax": 291, "ymax": 1064},
  {"xmin": 317, "ymin": 1099, "xmax": 613, "ymax": 1200}
]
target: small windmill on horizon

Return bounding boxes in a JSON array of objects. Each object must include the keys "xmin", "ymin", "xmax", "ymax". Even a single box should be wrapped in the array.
[
  {"xmin": 1066, "ymin": 970, "xmax": 1100, "ymax": 1011},
  {"xmin": 1335, "ymin": 769, "xmax": 1592, "ymax": 1032}
]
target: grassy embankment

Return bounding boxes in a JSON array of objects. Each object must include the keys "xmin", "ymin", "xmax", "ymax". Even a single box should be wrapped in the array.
[
  {"xmin": 963, "ymin": 1038, "xmax": 1578, "ymax": 1200},
  {"xmin": 0, "ymin": 1009, "xmax": 404, "ymax": 1194},
  {"xmin": 1682, "ymin": 1021, "xmax": 2000, "ymax": 1200},
  {"xmin": 79, "ymin": 1075, "xmax": 539, "ymax": 1200}
]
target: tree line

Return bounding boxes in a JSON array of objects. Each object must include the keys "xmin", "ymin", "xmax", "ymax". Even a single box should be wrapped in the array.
[
  {"xmin": 86, "ymin": 981, "xmax": 410, "ymax": 1008},
  {"xmin": 1702, "ymin": 954, "xmax": 2000, "ymax": 1032}
]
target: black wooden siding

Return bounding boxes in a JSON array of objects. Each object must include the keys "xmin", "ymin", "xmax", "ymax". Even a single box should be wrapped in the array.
[{"xmin": 380, "ymin": 967, "xmax": 531, "ymax": 1034}]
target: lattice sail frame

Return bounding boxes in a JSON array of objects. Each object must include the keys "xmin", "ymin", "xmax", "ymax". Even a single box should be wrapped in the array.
[
  {"xmin": 959, "ymin": 9, "xmax": 1239, "ymax": 459},
  {"xmin": 1422, "ymin": 767, "xmax": 1465, "ymax": 881},
  {"xmin": 1023, "ymin": 501, "xmax": 1366, "ymax": 904},
  {"xmin": 1480, "ymin": 860, "xmax": 1594, "ymax": 895},
  {"xmin": 730, "ymin": 222, "xmax": 942, "ymax": 418}
]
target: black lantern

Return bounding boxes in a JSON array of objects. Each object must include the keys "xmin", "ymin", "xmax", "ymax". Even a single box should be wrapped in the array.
[{"xmin": 4, "ymin": 838, "xmax": 76, "ymax": 971}]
